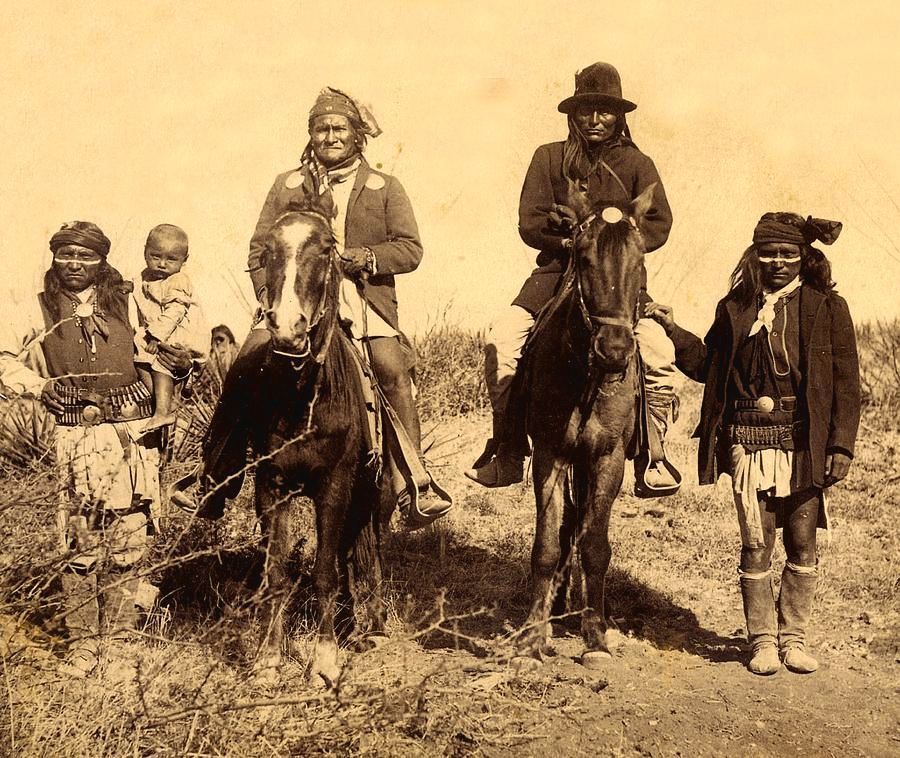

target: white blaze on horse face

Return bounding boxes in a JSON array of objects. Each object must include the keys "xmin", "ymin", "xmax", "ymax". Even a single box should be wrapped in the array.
[{"xmin": 269, "ymin": 218, "xmax": 320, "ymax": 349}]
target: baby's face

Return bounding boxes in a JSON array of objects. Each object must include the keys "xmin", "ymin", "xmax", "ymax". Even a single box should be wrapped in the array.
[{"xmin": 144, "ymin": 242, "xmax": 186, "ymax": 279}]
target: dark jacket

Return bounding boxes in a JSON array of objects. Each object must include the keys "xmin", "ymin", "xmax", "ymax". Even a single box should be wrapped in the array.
[
  {"xmin": 669, "ymin": 285, "xmax": 860, "ymax": 488},
  {"xmin": 248, "ymin": 157, "xmax": 423, "ymax": 330},
  {"xmin": 513, "ymin": 139, "xmax": 673, "ymax": 314}
]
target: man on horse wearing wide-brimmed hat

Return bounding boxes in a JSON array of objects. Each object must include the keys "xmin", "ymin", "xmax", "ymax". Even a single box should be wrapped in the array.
[{"xmin": 467, "ymin": 61, "xmax": 682, "ymax": 496}]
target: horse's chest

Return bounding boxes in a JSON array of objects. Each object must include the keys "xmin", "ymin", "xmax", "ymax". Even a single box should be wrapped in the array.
[{"xmin": 579, "ymin": 415, "xmax": 621, "ymax": 456}]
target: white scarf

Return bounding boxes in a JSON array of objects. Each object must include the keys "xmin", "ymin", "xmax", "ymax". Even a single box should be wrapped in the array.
[{"xmin": 748, "ymin": 277, "xmax": 801, "ymax": 336}]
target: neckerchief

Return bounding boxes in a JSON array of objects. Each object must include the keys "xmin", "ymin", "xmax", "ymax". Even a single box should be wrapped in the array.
[
  {"xmin": 309, "ymin": 156, "xmax": 361, "ymax": 196},
  {"xmin": 748, "ymin": 277, "xmax": 801, "ymax": 337}
]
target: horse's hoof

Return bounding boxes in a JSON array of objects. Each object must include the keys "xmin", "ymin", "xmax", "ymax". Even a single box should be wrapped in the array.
[
  {"xmin": 309, "ymin": 639, "xmax": 340, "ymax": 687},
  {"xmin": 581, "ymin": 650, "xmax": 613, "ymax": 669},
  {"xmin": 252, "ymin": 655, "xmax": 281, "ymax": 687},
  {"xmin": 365, "ymin": 634, "xmax": 390, "ymax": 649},
  {"xmin": 510, "ymin": 655, "xmax": 543, "ymax": 673},
  {"xmin": 309, "ymin": 668, "xmax": 336, "ymax": 689}
]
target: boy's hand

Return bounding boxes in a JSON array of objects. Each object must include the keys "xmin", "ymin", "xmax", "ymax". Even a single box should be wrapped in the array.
[
  {"xmin": 145, "ymin": 337, "xmax": 160, "ymax": 355},
  {"xmin": 824, "ymin": 451, "xmax": 852, "ymax": 487},
  {"xmin": 643, "ymin": 301, "xmax": 676, "ymax": 334}
]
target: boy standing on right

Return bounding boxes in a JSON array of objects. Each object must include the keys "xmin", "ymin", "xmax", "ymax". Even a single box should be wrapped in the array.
[{"xmin": 646, "ymin": 212, "xmax": 860, "ymax": 676}]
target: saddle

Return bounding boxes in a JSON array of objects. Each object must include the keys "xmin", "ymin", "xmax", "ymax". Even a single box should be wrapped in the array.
[
  {"xmin": 345, "ymin": 337, "xmax": 453, "ymax": 530},
  {"xmin": 503, "ymin": 270, "xmax": 681, "ymax": 498}
]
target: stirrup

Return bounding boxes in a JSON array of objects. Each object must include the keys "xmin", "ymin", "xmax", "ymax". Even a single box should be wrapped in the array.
[
  {"xmin": 633, "ymin": 452, "xmax": 682, "ymax": 498},
  {"xmin": 398, "ymin": 471, "xmax": 453, "ymax": 530}
]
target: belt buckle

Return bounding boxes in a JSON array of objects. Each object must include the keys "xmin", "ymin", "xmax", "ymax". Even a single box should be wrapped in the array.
[
  {"xmin": 81, "ymin": 404, "xmax": 102, "ymax": 426},
  {"xmin": 755, "ymin": 396, "xmax": 775, "ymax": 413}
]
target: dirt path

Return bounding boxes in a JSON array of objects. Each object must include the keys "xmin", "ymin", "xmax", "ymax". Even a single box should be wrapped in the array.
[{"xmin": 377, "ymin": 413, "xmax": 900, "ymax": 757}]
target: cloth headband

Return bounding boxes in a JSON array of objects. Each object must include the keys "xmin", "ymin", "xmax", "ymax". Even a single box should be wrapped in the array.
[
  {"xmin": 752, "ymin": 215, "xmax": 842, "ymax": 247},
  {"xmin": 308, "ymin": 87, "xmax": 382, "ymax": 138},
  {"xmin": 49, "ymin": 225, "xmax": 111, "ymax": 257}
]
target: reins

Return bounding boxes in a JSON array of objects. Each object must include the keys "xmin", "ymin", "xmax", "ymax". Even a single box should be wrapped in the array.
[{"xmin": 557, "ymin": 206, "xmax": 643, "ymax": 453}]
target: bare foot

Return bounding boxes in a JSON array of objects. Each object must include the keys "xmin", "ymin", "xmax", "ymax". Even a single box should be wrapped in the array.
[{"xmin": 140, "ymin": 413, "xmax": 176, "ymax": 434}]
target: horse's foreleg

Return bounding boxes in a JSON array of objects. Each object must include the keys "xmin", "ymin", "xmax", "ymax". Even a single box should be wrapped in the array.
[
  {"xmin": 551, "ymin": 473, "xmax": 586, "ymax": 621},
  {"xmin": 255, "ymin": 470, "xmax": 292, "ymax": 675},
  {"xmin": 519, "ymin": 446, "xmax": 568, "ymax": 662},
  {"xmin": 348, "ymin": 487, "xmax": 387, "ymax": 641},
  {"xmin": 310, "ymin": 475, "xmax": 351, "ymax": 686},
  {"xmin": 579, "ymin": 443, "xmax": 625, "ymax": 666}
]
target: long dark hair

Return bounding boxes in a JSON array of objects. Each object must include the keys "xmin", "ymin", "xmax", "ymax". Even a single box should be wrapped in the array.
[
  {"xmin": 729, "ymin": 243, "xmax": 835, "ymax": 307},
  {"xmin": 43, "ymin": 260, "xmax": 130, "ymax": 324},
  {"xmin": 562, "ymin": 114, "xmax": 631, "ymax": 181}
]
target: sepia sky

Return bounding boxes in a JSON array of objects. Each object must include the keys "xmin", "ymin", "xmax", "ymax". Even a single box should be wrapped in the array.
[{"xmin": 2, "ymin": 1, "xmax": 899, "ymax": 339}]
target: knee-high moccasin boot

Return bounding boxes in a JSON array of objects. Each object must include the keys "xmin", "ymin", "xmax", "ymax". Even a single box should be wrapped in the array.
[
  {"xmin": 740, "ymin": 570, "xmax": 780, "ymax": 675},
  {"xmin": 60, "ymin": 572, "xmax": 100, "ymax": 678},
  {"xmin": 101, "ymin": 575, "xmax": 140, "ymax": 638},
  {"xmin": 778, "ymin": 563, "xmax": 819, "ymax": 673}
]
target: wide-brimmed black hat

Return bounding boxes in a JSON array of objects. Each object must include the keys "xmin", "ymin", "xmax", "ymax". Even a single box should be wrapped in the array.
[{"xmin": 558, "ymin": 62, "xmax": 636, "ymax": 114}]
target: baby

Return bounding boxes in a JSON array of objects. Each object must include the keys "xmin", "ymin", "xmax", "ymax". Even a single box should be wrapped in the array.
[{"xmin": 133, "ymin": 224, "xmax": 207, "ymax": 432}]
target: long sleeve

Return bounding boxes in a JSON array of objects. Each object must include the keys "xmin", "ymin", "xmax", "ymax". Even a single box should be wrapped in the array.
[
  {"xmin": 0, "ymin": 297, "xmax": 51, "ymax": 396},
  {"xmin": 248, "ymin": 176, "xmax": 286, "ymax": 301},
  {"xmin": 518, "ymin": 145, "xmax": 569, "ymax": 260},
  {"xmin": 628, "ymin": 153, "xmax": 672, "ymax": 253},
  {"xmin": 826, "ymin": 294, "xmax": 861, "ymax": 457},
  {"xmin": 366, "ymin": 176, "xmax": 423, "ymax": 276},
  {"xmin": 670, "ymin": 303, "xmax": 729, "ymax": 384}
]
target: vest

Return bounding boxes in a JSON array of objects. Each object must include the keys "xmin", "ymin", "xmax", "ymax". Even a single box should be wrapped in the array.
[{"xmin": 38, "ymin": 290, "xmax": 139, "ymax": 391}]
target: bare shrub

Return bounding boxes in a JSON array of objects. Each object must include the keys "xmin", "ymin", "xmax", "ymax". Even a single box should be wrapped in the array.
[
  {"xmin": 856, "ymin": 318, "xmax": 900, "ymax": 430},
  {"xmin": 411, "ymin": 306, "xmax": 488, "ymax": 421}
]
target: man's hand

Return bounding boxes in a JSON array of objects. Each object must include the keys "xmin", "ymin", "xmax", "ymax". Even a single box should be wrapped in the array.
[
  {"xmin": 40, "ymin": 379, "xmax": 65, "ymax": 414},
  {"xmin": 643, "ymin": 301, "xmax": 676, "ymax": 335},
  {"xmin": 340, "ymin": 247, "xmax": 371, "ymax": 277},
  {"xmin": 155, "ymin": 342, "xmax": 193, "ymax": 377},
  {"xmin": 541, "ymin": 204, "xmax": 578, "ymax": 236},
  {"xmin": 824, "ymin": 451, "xmax": 852, "ymax": 487}
]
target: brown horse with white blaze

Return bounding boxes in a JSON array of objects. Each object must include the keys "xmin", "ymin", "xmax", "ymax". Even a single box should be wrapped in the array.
[
  {"xmin": 514, "ymin": 182, "xmax": 655, "ymax": 669},
  {"xmin": 252, "ymin": 207, "xmax": 387, "ymax": 684}
]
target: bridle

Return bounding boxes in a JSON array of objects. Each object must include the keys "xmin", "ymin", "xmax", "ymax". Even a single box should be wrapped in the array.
[
  {"xmin": 569, "ymin": 206, "xmax": 642, "ymax": 349},
  {"xmin": 269, "ymin": 210, "xmax": 340, "ymax": 367}
]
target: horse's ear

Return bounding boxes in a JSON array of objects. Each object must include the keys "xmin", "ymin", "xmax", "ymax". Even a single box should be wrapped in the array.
[
  {"xmin": 630, "ymin": 182, "xmax": 657, "ymax": 228},
  {"xmin": 565, "ymin": 177, "xmax": 591, "ymax": 220}
]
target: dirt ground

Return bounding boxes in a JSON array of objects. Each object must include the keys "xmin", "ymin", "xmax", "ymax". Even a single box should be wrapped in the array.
[
  {"xmin": 363, "ymin": 411, "xmax": 900, "ymax": 757},
  {"xmin": 2, "ymin": 409, "xmax": 899, "ymax": 757}
]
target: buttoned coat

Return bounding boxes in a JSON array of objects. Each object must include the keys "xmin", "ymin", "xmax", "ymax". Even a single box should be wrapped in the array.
[
  {"xmin": 668, "ymin": 285, "xmax": 860, "ymax": 488},
  {"xmin": 248, "ymin": 157, "xmax": 423, "ymax": 330}
]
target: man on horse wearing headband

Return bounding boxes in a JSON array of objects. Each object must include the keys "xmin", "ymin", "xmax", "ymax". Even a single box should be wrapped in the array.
[
  {"xmin": 185, "ymin": 87, "xmax": 447, "ymax": 519},
  {"xmin": 467, "ymin": 62, "xmax": 682, "ymax": 496}
]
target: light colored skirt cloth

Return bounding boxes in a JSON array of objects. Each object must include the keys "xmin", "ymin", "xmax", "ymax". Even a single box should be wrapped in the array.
[{"xmin": 730, "ymin": 445, "xmax": 828, "ymax": 549}]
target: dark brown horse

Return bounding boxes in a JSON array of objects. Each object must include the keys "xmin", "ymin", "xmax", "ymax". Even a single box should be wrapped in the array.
[
  {"xmin": 514, "ymin": 182, "xmax": 655, "ymax": 669},
  {"xmin": 252, "ymin": 208, "xmax": 386, "ymax": 684}
]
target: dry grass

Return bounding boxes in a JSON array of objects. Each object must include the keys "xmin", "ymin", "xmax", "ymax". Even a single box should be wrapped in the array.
[{"xmin": 0, "ymin": 317, "xmax": 898, "ymax": 755}]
